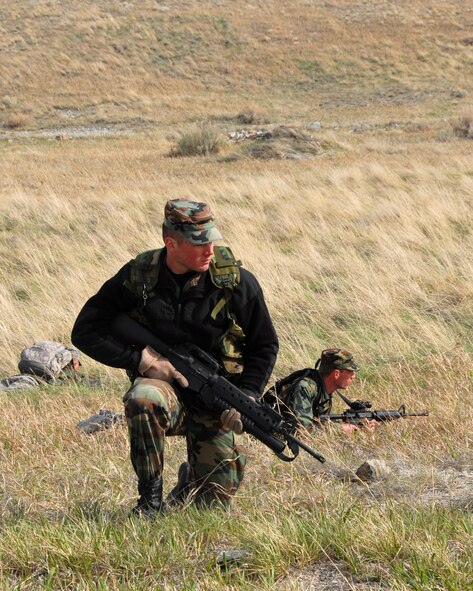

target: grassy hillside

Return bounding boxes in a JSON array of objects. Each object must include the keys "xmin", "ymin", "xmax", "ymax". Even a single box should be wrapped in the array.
[
  {"xmin": 0, "ymin": 0, "xmax": 472, "ymax": 589},
  {"xmin": 1, "ymin": 0, "xmax": 472, "ymax": 128}
]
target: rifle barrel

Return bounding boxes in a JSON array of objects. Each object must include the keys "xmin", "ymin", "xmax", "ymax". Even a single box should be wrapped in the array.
[
  {"xmin": 318, "ymin": 409, "xmax": 429, "ymax": 422},
  {"xmin": 286, "ymin": 433, "xmax": 326, "ymax": 463}
]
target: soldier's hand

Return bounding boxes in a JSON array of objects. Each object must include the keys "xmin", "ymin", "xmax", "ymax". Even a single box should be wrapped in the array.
[
  {"xmin": 220, "ymin": 408, "xmax": 244, "ymax": 434},
  {"xmin": 139, "ymin": 346, "xmax": 189, "ymax": 388},
  {"xmin": 341, "ymin": 419, "xmax": 378, "ymax": 434}
]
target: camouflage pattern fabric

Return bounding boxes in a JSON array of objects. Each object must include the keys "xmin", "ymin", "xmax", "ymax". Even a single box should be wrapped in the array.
[
  {"xmin": 279, "ymin": 374, "xmax": 332, "ymax": 429},
  {"xmin": 209, "ymin": 245, "xmax": 244, "ymax": 375},
  {"xmin": 0, "ymin": 374, "xmax": 39, "ymax": 391},
  {"xmin": 217, "ymin": 317, "xmax": 245, "ymax": 375},
  {"xmin": 318, "ymin": 348, "xmax": 359, "ymax": 374},
  {"xmin": 123, "ymin": 377, "xmax": 247, "ymax": 508},
  {"xmin": 163, "ymin": 199, "xmax": 223, "ymax": 244},
  {"xmin": 18, "ymin": 341, "xmax": 81, "ymax": 382}
]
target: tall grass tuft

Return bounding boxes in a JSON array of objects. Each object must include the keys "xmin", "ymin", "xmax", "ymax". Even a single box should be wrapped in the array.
[{"xmin": 169, "ymin": 124, "xmax": 224, "ymax": 157}]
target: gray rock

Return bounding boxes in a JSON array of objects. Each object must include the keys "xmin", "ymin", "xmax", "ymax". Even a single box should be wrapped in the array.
[
  {"xmin": 450, "ymin": 89, "xmax": 468, "ymax": 98},
  {"xmin": 215, "ymin": 548, "xmax": 250, "ymax": 567},
  {"xmin": 355, "ymin": 459, "xmax": 392, "ymax": 482}
]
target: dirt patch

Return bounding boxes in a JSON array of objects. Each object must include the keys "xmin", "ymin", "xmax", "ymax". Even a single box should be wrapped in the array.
[
  {"xmin": 0, "ymin": 125, "xmax": 136, "ymax": 140},
  {"xmin": 276, "ymin": 561, "xmax": 384, "ymax": 590},
  {"xmin": 322, "ymin": 457, "xmax": 473, "ymax": 510}
]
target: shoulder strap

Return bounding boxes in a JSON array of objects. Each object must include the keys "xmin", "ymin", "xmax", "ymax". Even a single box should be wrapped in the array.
[
  {"xmin": 123, "ymin": 248, "xmax": 163, "ymax": 306},
  {"xmin": 263, "ymin": 367, "xmax": 317, "ymax": 405},
  {"xmin": 274, "ymin": 368, "xmax": 316, "ymax": 394}
]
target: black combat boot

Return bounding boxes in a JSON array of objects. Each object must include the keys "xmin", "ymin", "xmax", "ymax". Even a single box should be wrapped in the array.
[
  {"xmin": 132, "ymin": 478, "xmax": 164, "ymax": 517},
  {"xmin": 165, "ymin": 462, "xmax": 192, "ymax": 509}
]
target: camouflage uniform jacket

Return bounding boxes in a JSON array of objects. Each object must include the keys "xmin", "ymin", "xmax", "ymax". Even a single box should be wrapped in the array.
[
  {"xmin": 71, "ymin": 248, "xmax": 278, "ymax": 399},
  {"xmin": 280, "ymin": 369, "xmax": 332, "ymax": 429}
]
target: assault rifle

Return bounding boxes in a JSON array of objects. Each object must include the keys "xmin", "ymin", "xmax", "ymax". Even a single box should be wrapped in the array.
[
  {"xmin": 111, "ymin": 314, "xmax": 326, "ymax": 464},
  {"xmin": 318, "ymin": 405, "xmax": 429, "ymax": 425}
]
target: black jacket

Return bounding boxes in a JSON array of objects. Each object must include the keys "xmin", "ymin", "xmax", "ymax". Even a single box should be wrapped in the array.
[{"xmin": 71, "ymin": 248, "xmax": 278, "ymax": 395}]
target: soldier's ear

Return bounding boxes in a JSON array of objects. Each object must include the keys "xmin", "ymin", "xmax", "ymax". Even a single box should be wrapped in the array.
[{"xmin": 164, "ymin": 236, "xmax": 177, "ymax": 250}]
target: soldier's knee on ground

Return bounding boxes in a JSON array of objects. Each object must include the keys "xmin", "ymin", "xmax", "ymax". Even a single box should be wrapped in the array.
[
  {"xmin": 189, "ymin": 436, "xmax": 248, "ymax": 508},
  {"xmin": 123, "ymin": 378, "xmax": 180, "ymax": 428},
  {"xmin": 193, "ymin": 483, "xmax": 234, "ymax": 509}
]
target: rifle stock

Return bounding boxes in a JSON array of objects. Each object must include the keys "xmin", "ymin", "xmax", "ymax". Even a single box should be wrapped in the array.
[{"xmin": 111, "ymin": 314, "xmax": 326, "ymax": 464}]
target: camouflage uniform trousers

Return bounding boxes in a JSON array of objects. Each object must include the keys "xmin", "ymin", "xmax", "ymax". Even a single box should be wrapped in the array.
[{"xmin": 123, "ymin": 377, "xmax": 247, "ymax": 507}]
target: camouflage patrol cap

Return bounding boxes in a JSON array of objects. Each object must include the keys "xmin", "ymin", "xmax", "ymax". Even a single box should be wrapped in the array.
[
  {"xmin": 317, "ymin": 348, "xmax": 359, "ymax": 374},
  {"xmin": 164, "ymin": 199, "xmax": 223, "ymax": 244}
]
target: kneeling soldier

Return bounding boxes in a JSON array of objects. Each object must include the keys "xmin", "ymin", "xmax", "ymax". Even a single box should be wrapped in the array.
[{"xmin": 72, "ymin": 199, "xmax": 278, "ymax": 515}]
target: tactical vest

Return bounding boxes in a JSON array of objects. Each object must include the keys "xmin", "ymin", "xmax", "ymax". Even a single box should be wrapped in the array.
[
  {"xmin": 263, "ymin": 368, "xmax": 317, "ymax": 406},
  {"xmin": 124, "ymin": 246, "xmax": 246, "ymax": 375},
  {"xmin": 263, "ymin": 367, "xmax": 332, "ymax": 417}
]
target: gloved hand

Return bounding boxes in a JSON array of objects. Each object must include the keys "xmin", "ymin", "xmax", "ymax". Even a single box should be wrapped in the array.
[
  {"xmin": 138, "ymin": 346, "xmax": 189, "ymax": 388},
  {"xmin": 220, "ymin": 387, "xmax": 259, "ymax": 434},
  {"xmin": 220, "ymin": 408, "xmax": 244, "ymax": 434}
]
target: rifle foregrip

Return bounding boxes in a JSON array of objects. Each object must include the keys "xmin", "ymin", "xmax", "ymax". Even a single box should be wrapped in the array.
[{"xmin": 111, "ymin": 314, "xmax": 326, "ymax": 464}]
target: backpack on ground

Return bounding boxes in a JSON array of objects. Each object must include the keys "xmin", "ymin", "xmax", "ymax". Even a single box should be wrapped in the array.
[
  {"xmin": 17, "ymin": 341, "xmax": 81, "ymax": 383},
  {"xmin": 76, "ymin": 409, "xmax": 123, "ymax": 434}
]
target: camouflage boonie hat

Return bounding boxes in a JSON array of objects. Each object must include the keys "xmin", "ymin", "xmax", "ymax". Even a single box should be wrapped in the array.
[
  {"xmin": 317, "ymin": 348, "xmax": 359, "ymax": 374},
  {"xmin": 164, "ymin": 199, "xmax": 223, "ymax": 244}
]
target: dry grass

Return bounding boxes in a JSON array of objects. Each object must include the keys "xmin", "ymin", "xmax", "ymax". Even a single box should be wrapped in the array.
[
  {"xmin": 169, "ymin": 124, "xmax": 224, "ymax": 157},
  {"xmin": 0, "ymin": 0, "xmax": 472, "ymax": 129},
  {"xmin": 0, "ymin": 134, "xmax": 472, "ymax": 372},
  {"xmin": 0, "ymin": 0, "xmax": 472, "ymax": 588},
  {"xmin": 452, "ymin": 107, "xmax": 473, "ymax": 138},
  {"xmin": 3, "ymin": 112, "xmax": 32, "ymax": 129}
]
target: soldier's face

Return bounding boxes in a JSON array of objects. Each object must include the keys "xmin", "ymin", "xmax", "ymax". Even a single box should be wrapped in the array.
[
  {"xmin": 334, "ymin": 369, "xmax": 356, "ymax": 389},
  {"xmin": 166, "ymin": 238, "xmax": 214, "ymax": 273}
]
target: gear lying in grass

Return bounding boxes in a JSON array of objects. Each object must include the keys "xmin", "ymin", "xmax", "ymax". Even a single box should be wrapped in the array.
[{"xmin": 76, "ymin": 409, "xmax": 124, "ymax": 434}]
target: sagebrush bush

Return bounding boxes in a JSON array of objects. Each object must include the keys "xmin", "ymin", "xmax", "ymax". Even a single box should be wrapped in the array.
[
  {"xmin": 236, "ymin": 106, "xmax": 269, "ymax": 125},
  {"xmin": 451, "ymin": 107, "xmax": 473, "ymax": 138},
  {"xmin": 3, "ymin": 112, "xmax": 32, "ymax": 129},
  {"xmin": 170, "ymin": 124, "xmax": 224, "ymax": 157}
]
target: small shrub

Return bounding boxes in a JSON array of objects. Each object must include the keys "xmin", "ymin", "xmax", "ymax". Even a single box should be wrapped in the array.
[
  {"xmin": 1, "ymin": 95, "xmax": 18, "ymax": 109},
  {"xmin": 236, "ymin": 106, "xmax": 269, "ymax": 125},
  {"xmin": 169, "ymin": 124, "xmax": 224, "ymax": 157},
  {"xmin": 3, "ymin": 112, "xmax": 32, "ymax": 129},
  {"xmin": 451, "ymin": 108, "xmax": 473, "ymax": 138}
]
